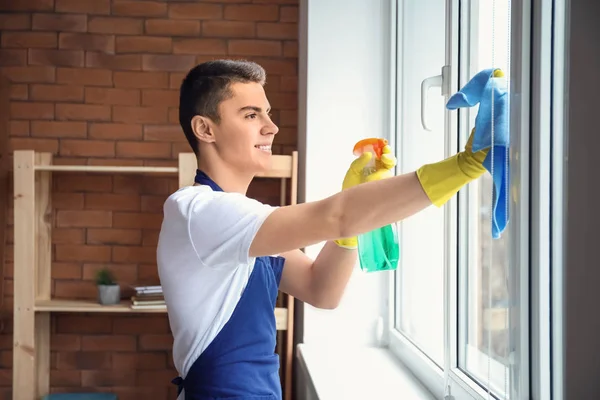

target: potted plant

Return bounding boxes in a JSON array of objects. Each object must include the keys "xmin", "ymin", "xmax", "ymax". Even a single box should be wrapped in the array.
[{"xmin": 95, "ymin": 268, "xmax": 120, "ymax": 305}]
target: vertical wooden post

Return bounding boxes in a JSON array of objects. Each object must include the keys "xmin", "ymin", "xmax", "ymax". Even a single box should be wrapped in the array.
[
  {"xmin": 280, "ymin": 177, "xmax": 287, "ymax": 206},
  {"xmin": 0, "ymin": 74, "xmax": 10, "ymax": 330},
  {"xmin": 35, "ymin": 153, "xmax": 52, "ymax": 399},
  {"xmin": 178, "ymin": 153, "xmax": 197, "ymax": 188},
  {"xmin": 284, "ymin": 151, "xmax": 299, "ymax": 400},
  {"xmin": 13, "ymin": 150, "xmax": 36, "ymax": 400}
]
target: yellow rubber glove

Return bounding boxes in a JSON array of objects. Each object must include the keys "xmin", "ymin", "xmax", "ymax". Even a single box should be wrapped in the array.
[
  {"xmin": 334, "ymin": 145, "xmax": 397, "ymax": 249},
  {"xmin": 416, "ymin": 128, "xmax": 489, "ymax": 207}
]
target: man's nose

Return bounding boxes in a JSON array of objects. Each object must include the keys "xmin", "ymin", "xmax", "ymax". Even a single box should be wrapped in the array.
[{"xmin": 263, "ymin": 119, "xmax": 279, "ymax": 136}]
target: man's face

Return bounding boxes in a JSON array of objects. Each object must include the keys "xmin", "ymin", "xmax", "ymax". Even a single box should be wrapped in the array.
[{"xmin": 209, "ymin": 82, "xmax": 279, "ymax": 174}]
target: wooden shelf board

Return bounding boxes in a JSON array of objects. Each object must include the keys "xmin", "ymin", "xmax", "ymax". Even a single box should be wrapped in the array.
[
  {"xmin": 34, "ymin": 165, "xmax": 179, "ymax": 174},
  {"xmin": 34, "ymin": 299, "xmax": 166, "ymax": 313},
  {"xmin": 256, "ymin": 169, "xmax": 291, "ymax": 178},
  {"xmin": 32, "ymin": 165, "xmax": 290, "ymax": 178},
  {"xmin": 34, "ymin": 299, "xmax": 289, "ymax": 329},
  {"xmin": 28, "ymin": 153, "xmax": 293, "ymax": 178}
]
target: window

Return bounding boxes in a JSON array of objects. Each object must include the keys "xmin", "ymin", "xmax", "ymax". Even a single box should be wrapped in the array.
[
  {"xmin": 392, "ymin": 0, "xmax": 446, "ymax": 370},
  {"xmin": 386, "ymin": 1, "xmax": 558, "ymax": 399},
  {"xmin": 459, "ymin": 1, "xmax": 512, "ymax": 397}
]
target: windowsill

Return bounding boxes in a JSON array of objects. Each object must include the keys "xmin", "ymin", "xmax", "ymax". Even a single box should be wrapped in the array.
[{"xmin": 296, "ymin": 343, "xmax": 437, "ymax": 400}]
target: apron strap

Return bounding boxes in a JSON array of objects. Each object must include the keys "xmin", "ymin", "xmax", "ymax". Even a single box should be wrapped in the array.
[
  {"xmin": 171, "ymin": 376, "xmax": 184, "ymax": 396},
  {"xmin": 194, "ymin": 169, "xmax": 224, "ymax": 192}
]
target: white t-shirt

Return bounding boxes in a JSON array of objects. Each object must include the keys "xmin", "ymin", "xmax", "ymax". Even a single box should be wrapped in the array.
[{"xmin": 156, "ymin": 185, "xmax": 276, "ymax": 383}]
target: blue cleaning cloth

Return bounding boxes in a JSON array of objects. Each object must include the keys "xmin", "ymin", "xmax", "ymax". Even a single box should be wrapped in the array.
[{"xmin": 446, "ymin": 68, "xmax": 509, "ymax": 239}]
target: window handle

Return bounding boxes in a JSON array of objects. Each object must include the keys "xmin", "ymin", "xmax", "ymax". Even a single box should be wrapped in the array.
[{"xmin": 420, "ymin": 65, "xmax": 450, "ymax": 131}]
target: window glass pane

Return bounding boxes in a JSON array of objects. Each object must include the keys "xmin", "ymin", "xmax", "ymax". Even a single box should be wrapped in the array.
[
  {"xmin": 459, "ymin": 1, "xmax": 512, "ymax": 398},
  {"xmin": 394, "ymin": 0, "xmax": 446, "ymax": 367}
]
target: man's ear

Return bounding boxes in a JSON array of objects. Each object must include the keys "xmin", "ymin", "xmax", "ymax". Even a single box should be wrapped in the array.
[{"xmin": 191, "ymin": 115, "xmax": 215, "ymax": 144}]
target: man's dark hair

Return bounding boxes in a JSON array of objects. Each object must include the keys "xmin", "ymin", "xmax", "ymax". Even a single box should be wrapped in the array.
[{"xmin": 179, "ymin": 59, "xmax": 267, "ymax": 156}]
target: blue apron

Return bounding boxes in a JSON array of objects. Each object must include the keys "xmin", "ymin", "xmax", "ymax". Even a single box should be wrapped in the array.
[{"xmin": 171, "ymin": 170, "xmax": 285, "ymax": 400}]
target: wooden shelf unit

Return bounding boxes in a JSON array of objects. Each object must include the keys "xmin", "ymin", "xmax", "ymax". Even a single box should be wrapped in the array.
[{"xmin": 12, "ymin": 149, "xmax": 298, "ymax": 400}]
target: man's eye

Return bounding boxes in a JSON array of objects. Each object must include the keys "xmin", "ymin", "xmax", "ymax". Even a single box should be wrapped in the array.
[{"xmin": 246, "ymin": 113, "xmax": 257, "ymax": 119}]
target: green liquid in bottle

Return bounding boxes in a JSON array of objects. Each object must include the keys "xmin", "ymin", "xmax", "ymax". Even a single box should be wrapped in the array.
[
  {"xmin": 357, "ymin": 223, "xmax": 399, "ymax": 273},
  {"xmin": 354, "ymin": 142, "xmax": 400, "ymax": 272}
]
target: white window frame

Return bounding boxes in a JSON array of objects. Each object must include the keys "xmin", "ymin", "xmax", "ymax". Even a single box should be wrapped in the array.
[{"xmin": 385, "ymin": 0, "xmax": 562, "ymax": 399}]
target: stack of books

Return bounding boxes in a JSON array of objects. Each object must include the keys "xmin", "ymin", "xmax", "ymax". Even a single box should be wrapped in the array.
[{"xmin": 129, "ymin": 285, "xmax": 166, "ymax": 310}]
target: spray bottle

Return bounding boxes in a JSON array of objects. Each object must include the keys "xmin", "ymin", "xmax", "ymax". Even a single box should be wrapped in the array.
[{"xmin": 352, "ymin": 138, "xmax": 400, "ymax": 273}]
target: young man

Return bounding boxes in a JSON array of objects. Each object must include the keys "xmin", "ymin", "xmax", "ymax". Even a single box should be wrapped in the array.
[{"xmin": 157, "ymin": 59, "xmax": 489, "ymax": 400}]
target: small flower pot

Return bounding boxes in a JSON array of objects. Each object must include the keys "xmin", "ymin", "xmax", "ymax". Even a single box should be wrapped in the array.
[{"xmin": 97, "ymin": 284, "xmax": 120, "ymax": 305}]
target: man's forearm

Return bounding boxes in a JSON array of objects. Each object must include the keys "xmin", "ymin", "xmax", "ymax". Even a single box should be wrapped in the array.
[
  {"xmin": 309, "ymin": 240, "xmax": 358, "ymax": 309},
  {"xmin": 337, "ymin": 171, "xmax": 432, "ymax": 239}
]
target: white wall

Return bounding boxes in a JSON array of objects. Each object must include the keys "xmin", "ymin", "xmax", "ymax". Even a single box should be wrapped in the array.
[{"xmin": 296, "ymin": 0, "xmax": 395, "ymax": 349}]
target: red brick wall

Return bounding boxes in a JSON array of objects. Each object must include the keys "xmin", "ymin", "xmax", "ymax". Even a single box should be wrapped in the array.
[{"xmin": 1, "ymin": 0, "xmax": 298, "ymax": 398}]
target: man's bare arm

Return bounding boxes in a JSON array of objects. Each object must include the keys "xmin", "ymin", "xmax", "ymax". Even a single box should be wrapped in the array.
[
  {"xmin": 278, "ymin": 241, "xmax": 357, "ymax": 309},
  {"xmin": 250, "ymin": 170, "xmax": 431, "ymax": 258}
]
